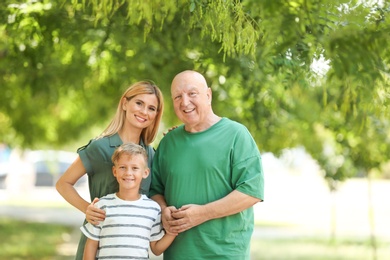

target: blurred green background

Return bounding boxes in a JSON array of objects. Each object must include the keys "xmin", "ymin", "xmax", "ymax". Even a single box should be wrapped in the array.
[{"xmin": 0, "ymin": 0, "xmax": 389, "ymax": 259}]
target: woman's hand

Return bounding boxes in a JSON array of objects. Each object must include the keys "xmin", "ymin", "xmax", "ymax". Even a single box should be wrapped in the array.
[
  {"xmin": 163, "ymin": 126, "xmax": 178, "ymax": 136},
  {"xmin": 86, "ymin": 198, "xmax": 106, "ymax": 225}
]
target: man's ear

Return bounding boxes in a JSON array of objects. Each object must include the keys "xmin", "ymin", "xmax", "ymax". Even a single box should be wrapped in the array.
[{"xmin": 207, "ymin": 87, "xmax": 212, "ymax": 104}]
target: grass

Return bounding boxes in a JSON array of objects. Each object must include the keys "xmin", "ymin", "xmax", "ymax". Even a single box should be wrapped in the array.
[
  {"xmin": 0, "ymin": 218, "xmax": 74, "ymax": 260},
  {"xmin": 0, "ymin": 218, "xmax": 389, "ymax": 260},
  {"xmin": 250, "ymin": 237, "xmax": 390, "ymax": 260}
]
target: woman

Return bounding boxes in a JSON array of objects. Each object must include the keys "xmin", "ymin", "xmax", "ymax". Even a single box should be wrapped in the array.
[{"xmin": 56, "ymin": 81, "xmax": 164, "ymax": 260}]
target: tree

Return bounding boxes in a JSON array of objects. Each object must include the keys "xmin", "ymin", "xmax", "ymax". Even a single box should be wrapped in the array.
[{"xmin": 1, "ymin": 0, "xmax": 389, "ymax": 180}]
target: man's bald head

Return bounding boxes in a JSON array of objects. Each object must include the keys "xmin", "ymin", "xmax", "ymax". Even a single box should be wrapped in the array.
[
  {"xmin": 171, "ymin": 70, "xmax": 208, "ymax": 95},
  {"xmin": 170, "ymin": 70, "xmax": 216, "ymax": 132}
]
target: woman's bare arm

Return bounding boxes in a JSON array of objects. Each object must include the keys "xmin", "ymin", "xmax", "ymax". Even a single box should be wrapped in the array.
[{"xmin": 55, "ymin": 156, "xmax": 105, "ymax": 224}]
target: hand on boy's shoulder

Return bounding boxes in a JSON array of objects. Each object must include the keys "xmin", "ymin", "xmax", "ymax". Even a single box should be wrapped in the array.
[{"xmin": 86, "ymin": 197, "xmax": 106, "ymax": 225}]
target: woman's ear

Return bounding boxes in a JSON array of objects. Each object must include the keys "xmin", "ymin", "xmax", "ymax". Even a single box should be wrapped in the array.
[{"xmin": 122, "ymin": 97, "xmax": 128, "ymax": 111}]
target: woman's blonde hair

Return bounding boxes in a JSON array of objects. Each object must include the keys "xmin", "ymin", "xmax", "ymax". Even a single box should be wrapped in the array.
[{"xmin": 99, "ymin": 81, "xmax": 164, "ymax": 145}]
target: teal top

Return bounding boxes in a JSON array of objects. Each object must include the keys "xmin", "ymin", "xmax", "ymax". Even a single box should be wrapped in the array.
[
  {"xmin": 74, "ymin": 133, "xmax": 154, "ymax": 260},
  {"xmin": 150, "ymin": 118, "xmax": 264, "ymax": 260}
]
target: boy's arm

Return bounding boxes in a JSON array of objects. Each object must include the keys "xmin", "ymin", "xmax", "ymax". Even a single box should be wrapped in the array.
[
  {"xmin": 151, "ymin": 194, "xmax": 178, "ymax": 235},
  {"xmin": 83, "ymin": 238, "xmax": 99, "ymax": 260},
  {"xmin": 149, "ymin": 233, "xmax": 176, "ymax": 256}
]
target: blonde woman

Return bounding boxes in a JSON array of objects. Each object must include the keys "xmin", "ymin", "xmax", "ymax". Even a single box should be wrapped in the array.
[{"xmin": 56, "ymin": 81, "xmax": 164, "ymax": 260}]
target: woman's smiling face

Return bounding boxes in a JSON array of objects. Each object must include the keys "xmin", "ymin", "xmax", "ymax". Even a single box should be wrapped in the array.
[{"xmin": 123, "ymin": 93, "xmax": 158, "ymax": 130}]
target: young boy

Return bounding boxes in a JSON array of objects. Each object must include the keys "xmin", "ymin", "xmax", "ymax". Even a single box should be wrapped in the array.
[{"xmin": 80, "ymin": 143, "xmax": 176, "ymax": 260}]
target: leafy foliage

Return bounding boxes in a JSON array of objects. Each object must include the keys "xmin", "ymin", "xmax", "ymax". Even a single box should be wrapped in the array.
[{"xmin": 0, "ymin": 0, "xmax": 389, "ymax": 181}]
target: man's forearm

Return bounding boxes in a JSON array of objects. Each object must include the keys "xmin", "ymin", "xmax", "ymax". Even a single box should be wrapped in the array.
[{"xmin": 203, "ymin": 190, "xmax": 261, "ymax": 220}]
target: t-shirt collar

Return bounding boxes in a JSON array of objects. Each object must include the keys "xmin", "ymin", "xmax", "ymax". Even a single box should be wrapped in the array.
[
  {"xmin": 108, "ymin": 132, "xmax": 146, "ymax": 148},
  {"xmin": 108, "ymin": 133, "xmax": 123, "ymax": 148}
]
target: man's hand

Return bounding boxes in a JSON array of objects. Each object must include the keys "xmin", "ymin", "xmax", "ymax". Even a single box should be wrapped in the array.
[
  {"xmin": 85, "ymin": 198, "xmax": 106, "ymax": 225},
  {"xmin": 169, "ymin": 204, "xmax": 207, "ymax": 233}
]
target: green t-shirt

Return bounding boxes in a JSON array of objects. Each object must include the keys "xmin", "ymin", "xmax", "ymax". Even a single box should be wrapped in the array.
[
  {"xmin": 150, "ymin": 118, "xmax": 264, "ymax": 260},
  {"xmin": 75, "ymin": 133, "xmax": 154, "ymax": 260}
]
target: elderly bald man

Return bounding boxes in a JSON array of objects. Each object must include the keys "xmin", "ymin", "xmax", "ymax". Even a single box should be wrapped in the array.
[{"xmin": 150, "ymin": 70, "xmax": 264, "ymax": 260}]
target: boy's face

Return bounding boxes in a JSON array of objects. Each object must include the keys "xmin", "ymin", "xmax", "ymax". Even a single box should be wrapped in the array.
[{"xmin": 112, "ymin": 154, "xmax": 149, "ymax": 191}]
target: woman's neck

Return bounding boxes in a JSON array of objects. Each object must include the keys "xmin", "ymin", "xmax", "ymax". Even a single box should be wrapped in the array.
[{"xmin": 118, "ymin": 127, "xmax": 142, "ymax": 144}]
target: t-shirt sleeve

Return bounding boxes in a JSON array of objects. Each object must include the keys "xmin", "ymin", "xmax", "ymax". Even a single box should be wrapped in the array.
[
  {"xmin": 79, "ymin": 200, "xmax": 104, "ymax": 241},
  {"xmin": 150, "ymin": 209, "xmax": 165, "ymax": 242},
  {"xmin": 232, "ymin": 127, "xmax": 264, "ymax": 201},
  {"xmin": 80, "ymin": 222, "xmax": 101, "ymax": 241},
  {"xmin": 77, "ymin": 139, "xmax": 95, "ymax": 174}
]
